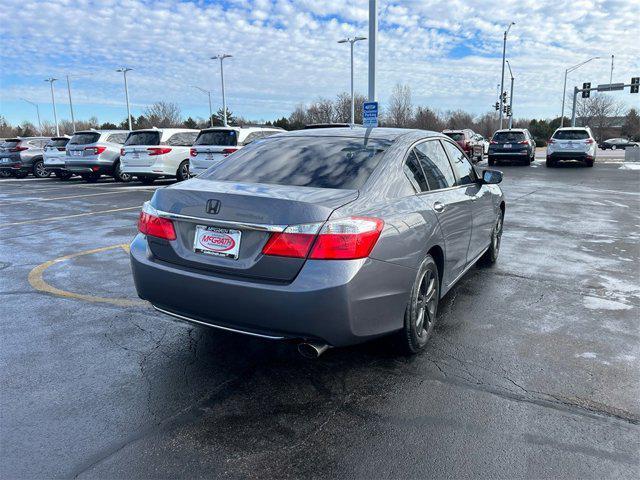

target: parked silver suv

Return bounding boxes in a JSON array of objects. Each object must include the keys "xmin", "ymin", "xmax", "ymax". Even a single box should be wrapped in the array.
[
  {"xmin": 65, "ymin": 130, "xmax": 130, "ymax": 182},
  {"xmin": 0, "ymin": 137, "xmax": 51, "ymax": 178}
]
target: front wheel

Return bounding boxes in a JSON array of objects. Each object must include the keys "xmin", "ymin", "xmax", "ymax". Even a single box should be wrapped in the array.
[
  {"xmin": 113, "ymin": 160, "xmax": 132, "ymax": 183},
  {"xmin": 176, "ymin": 160, "xmax": 190, "ymax": 182},
  {"xmin": 585, "ymin": 159, "xmax": 594, "ymax": 167},
  {"xmin": 397, "ymin": 255, "xmax": 440, "ymax": 355},
  {"xmin": 33, "ymin": 160, "xmax": 50, "ymax": 178},
  {"xmin": 81, "ymin": 173, "xmax": 100, "ymax": 183},
  {"xmin": 137, "ymin": 175, "xmax": 155, "ymax": 185},
  {"xmin": 13, "ymin": 170, "xmax": 28, "ymax": 178},
  {"xmin": 479, "ymin": 211, "xmax": 503, "ymax": 267},
  {"xmin": 488, "ymin": 157, "xmax": 495, "ymax": 166},
  {"xmin": 611, "ymin": 145, "xmax": 617, "ymax": 150},
  {"xmin": 55, "ymin": 171, "xmax": 73, "ymax": 180}
]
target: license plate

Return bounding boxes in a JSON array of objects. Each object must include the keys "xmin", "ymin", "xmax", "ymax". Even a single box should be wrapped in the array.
[
  {"xmin": 206, "ymin": 153, "xmax": 214, "ymax": 161},
  {"xmin": 1, "ymin": 158, "xmax": 8, "ymax": 163},
  {"xmin": 133, "ymin": 153, "xmax": 140, "ymax": 159},
  {"xmin": 193, "ymin": 225, "xmax": 241, "ymax": 259},
  {"xmin": 503, "ymin": 144, "xmax": 512, "ymax": 148},
  {"xmin": 72, "ymin": 150, "xmax": 82, "ymax": 156}
]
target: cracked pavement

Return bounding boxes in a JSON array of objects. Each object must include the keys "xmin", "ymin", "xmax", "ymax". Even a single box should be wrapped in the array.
[{"xmin": 1, "ymin": 162, "xmax": 639, "ymax": 479}]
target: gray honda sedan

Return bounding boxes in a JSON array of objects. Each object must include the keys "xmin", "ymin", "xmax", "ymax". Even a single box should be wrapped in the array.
[{"xmin": 130, "ymin": 128, "xmax": 504, "ymax": 356}]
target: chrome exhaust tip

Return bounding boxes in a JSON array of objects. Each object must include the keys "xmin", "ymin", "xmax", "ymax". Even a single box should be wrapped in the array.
[{"xmin": 297, "ymin": 342, "xmax": 330, "ymax": 359}]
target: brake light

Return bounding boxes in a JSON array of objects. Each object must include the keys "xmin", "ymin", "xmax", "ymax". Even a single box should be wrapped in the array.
[
  {"xmin": 57, "ymin": 147, "xmax": 66, "ymax": 152},
  {"xmin": 585, "ymin": 139, "xmax": 594, "ymax": 144},
  {"xmin": 490, "ymin": 140, "xmax": 498, "ymax": 144},
  {"xmin": 147, "ymin": 147, "xmax": 172, "ymax": 156},
  {"xmin": 262, "ymin": 217, "xmax": 384, "ymax": 260},
  {"xmin": 190, "ymin": 148, "xmax": 197, "ymax": 157},
  {"xmin": 9, "ymin": 146, "xmax": 28, "ymax": 152},
  {"xmin": 518, "ymin": 140, "xmax": 530, "ymax": 145},
  {"xmin": 84, "ymin": 146, "xmax": 106, "ymax": 155},
  {"xmin": 120, "ymin": 148, "xmax": 125, "ymax": 156},
  {"xmin": 137, "ymin": 203, "xmax": 176, "ymax": 240},
  {"xmin": 222, "ymin": 148, "xmax": 238, "ymax": 157},
  {"xmin": 548, "ymin": 138, "xmax": 556, "ymax": 144}
]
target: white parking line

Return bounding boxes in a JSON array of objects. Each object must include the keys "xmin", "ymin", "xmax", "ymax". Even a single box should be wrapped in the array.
[
  {"xmin": 0, "ymin": 189, "xmax": 154, "ymax": 206},
  {"xmin": 0, "ymin": 205, "xmax": 142, "ymax": 227}
]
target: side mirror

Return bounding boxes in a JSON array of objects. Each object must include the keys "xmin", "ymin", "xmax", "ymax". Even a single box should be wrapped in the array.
[{"xmin": 482, "ymin": 169, "xmax": 503, "ymax": 185}]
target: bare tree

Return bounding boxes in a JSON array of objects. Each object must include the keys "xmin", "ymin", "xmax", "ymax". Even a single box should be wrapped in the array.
[
  {"xmin": 307, "ymin": 98, "xmax": 335, "ymax": 124},
  {"xmin": 412, "ymin": 107, "xmax": 444, "ymax": 131},
  {"xmin": 143, "ymin": 101, "xmax": 183, "ymax": 128},
  {"xmin": 445, "ymin": 110, "xmax": 474, "ymax": 130},
  {"xmin": 576, "ymin": 94, "xmax": 624, "ymax": 141},
  {"xmin": 288, "ymin": 104, "xmax": 308, "ymax": 130},
  {"xmin": 474, "ymin": 112, "xmax": 500, "ymax": 138},
  {"xmin": 0, "ymin": 115, "xmax": 12, "ymax": 137},
  {"xmin": 386, "ymin": 84, "xmax": 413, "ymax": 127}
]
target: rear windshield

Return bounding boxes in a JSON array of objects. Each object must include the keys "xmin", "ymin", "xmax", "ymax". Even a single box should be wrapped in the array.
[
  {"xmin": 201, "ymin": 136, "xmax": 392, "ymax": 189},
  {"xmin": 47, "ymin": 138, "xmax": 69, "ymax": 148},
  {"xmin": 1, "ymin": 140, "xmax": 20, "ymax": 148},
  {"xmin": 553, "ymin": 130, "xmax": 589, "ymax": 140},
  {"xmin": 444, "ymin": 132, "xmax": 464, "ymax": 141},
  {"xmin": 69, "ymin": 133, "xmax": 100, "ymax": 145},
  {"xmin": 124, "ymin": 131, "xmax": 160, "ymax": 146},
  {"xmin": 493, "ymin": 131, "xmax": 525, "ymax": 142},
  {"xmin": 194, "ymin": 130, "xmax": 238, "ymax": 146}
]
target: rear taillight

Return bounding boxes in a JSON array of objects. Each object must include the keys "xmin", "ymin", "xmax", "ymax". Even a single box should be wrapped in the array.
[
  {"xmin": 222, "ymin": 148, "xmax": 238, "ymax": 157},
  {"xmin": 490, "ymin": 140, "xmax": 498, "ymax": 144},
  {"xmin": 518, "ymin": 140, "xmax": 530, "ymax": 145},
  {"xmin": 548, "ymin": 138, "xmax": 555, "ymax": 144},
  {"xmin": 120, "ymin": 148, "xmax": 125, "ymax": 156},
  {"xmin": 57, "ymin": 147, "xmax": 66, "ymax": 152},
  {"xmin": 262, "ymin": 217, "xmax": 384, "ymax": 260},
  {"xmin": 190, "ymin": 148, "xmax": 197, "ymax": 157},
  {"xmin": 84, "ymin": 146, "xmax": 106, "ymax": 155},
  {"xmin": 137, "ymin": 202, "xmax": 176, "ymax": 240},
  {"xmin": 9, "ymin": 146, "xmax": 28, "ymax": 152},
  {"xmin": 147, "ymin": 147, "xmax": 172, "ymax": 156},
  {"xmin": 585, "ymin": 139, "xmax": 594, "ymax": 144}
]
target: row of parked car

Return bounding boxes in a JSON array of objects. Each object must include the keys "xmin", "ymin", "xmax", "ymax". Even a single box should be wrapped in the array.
[{"xmin": 0, "ymin": 126, "xmax": 283, "ymax": 182}]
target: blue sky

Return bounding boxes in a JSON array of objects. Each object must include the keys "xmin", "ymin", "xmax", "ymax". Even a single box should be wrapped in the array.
[{"xmin": 1, "ymin": 0, "xmax": 639, "ymax": 128}]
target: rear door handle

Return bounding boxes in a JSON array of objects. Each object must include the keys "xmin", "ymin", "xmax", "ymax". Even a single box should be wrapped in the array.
[{"xmin": 433, "ymin": 201, "xmax": 445, "ymax": 213}]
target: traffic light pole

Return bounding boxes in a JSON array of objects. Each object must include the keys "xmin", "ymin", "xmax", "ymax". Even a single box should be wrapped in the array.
[
  {"xmin": 571, "ymin": 86, "xmax": 579, "ymax": 127},
  {"xmin": 570, "ymin": 81, "xmax": 637, "ymax": 126},
  {"xmin": 508, "ymin": 75, "xmax": 514, "ymax": 129}
]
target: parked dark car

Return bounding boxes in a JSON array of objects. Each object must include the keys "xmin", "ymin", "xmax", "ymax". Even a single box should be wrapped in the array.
[
  {"xmin": 488, "ymin": 129, "xmax": 536, "ymax": 166},
  {"xmin": 130, "ymin": 128, "xmax": 505, "ymax": 357},
  {"xmin": 442, "ymin": 129, "xmax": 484, "ymax": 163},
  {"xmin": 599, "ymin": 138, "xmax": 639, "ymax": 150},
  {"xmin": 0, "ymin": 137, "xmax": 51, "ymax": 178}
]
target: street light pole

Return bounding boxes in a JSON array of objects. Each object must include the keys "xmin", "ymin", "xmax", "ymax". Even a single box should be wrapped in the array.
[
  {"xmin": 211, "ymin": 54, "xmax": 232, "ymax": 126},
  {"xmin": 338, "ymin": 36, "xmax": 367, "ymax": 125},
  {"xmin": 506, "ymin": 60, "xmax": 514, "ymax": 129},
  {"xmin": 368, "ymin": 0, "xmax": 377, "ymax": 102},
  {"xmin": 499, "ymin": 22, "xmax": 515, "ymax": 130},
  {"xmin": 192, "ymin": 86, "xmax": 214, "ymax": 127},
  {"xmin": 116, "ymin": 67, "xmax": 133, "ymax": 130},
  {"xmin": 560, "ymin": 56, "xmax": 600, "ymax": 127},
  {"xmin": 66, "ymin": 75, "xmax": 76, "ymax": 133},
  {"xmin": 610, "ymin": 54, "xmax": 614, "ymax": 84},
  {"xmin": 44, "ymin": 78, "xmax": 59, "ymax": 136},
  {"xmin": 21, "ymin": 98, "xmax": 42, "ymax": 134}
]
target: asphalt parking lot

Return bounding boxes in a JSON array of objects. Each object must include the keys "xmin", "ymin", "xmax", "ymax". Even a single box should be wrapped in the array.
[{"xmin": 1, "ymin": 156, "xmax": 639, "ymax": 478}]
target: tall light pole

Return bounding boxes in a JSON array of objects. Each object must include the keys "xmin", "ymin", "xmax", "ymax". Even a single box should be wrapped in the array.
[
  {"xmin": 610, "ymin": 54, "xmax": 614, "ymax": 84},
  {"xmin": 192, "ymin": 85, "xmax": 214, "ymax": 127},
  {"xmin": 44, "ymin": 78, "xmax": 60, "ymax": 136},
  {"xmin": 116, "ymin": 67, "xmax": 133, "ymax": 130},
  {"xmin": 211, "ymin": 54, "xmax": 232, "ymax": 126},
  {"xmin": 338, "ymin": 36, "xmax": 367, "ymax": 125},
  {"xmin": 506, "ymin": 60, "xmax": 515, "ymax": 129},
  {"xmin": 560, "ymin": 56, "xmax": 600, "ymax": 127},
  {"xmin": 21, "ymin": 98, "xmax": 42, "ymax": 134},
  {"xmin": 368, "ymin": 0, "xmax": 377, "ymax": 102},
  {"xmin": 66, "ymin": 75, "xmax": 76, "ymax": 133},
  {"xmin": 498, "ymin": 22, "xmax": 515, "ymax": 130}
]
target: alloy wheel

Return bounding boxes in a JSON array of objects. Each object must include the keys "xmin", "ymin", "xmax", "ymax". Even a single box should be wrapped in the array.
[
  {"xmin": 415, "ymin": 269, "xmax": 437, "ymax": 338},
  {"xmin": 35, "ymin": 161, "xmax": 49, "ymax": 178},
  {"xmin": 492, "ymin": 214, "xmax": 503, "ymax": 254}
]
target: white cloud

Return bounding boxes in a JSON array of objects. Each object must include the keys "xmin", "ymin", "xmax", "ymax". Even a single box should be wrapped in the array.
[{"xmin": 1, "ymin": 0, "xmax": 639, "ymax": 124}]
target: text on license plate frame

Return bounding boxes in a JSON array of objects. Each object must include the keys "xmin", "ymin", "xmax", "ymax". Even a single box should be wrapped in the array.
[{"xmin": 193, "ymin": 225, "xmax": 242, "ymax": 259}]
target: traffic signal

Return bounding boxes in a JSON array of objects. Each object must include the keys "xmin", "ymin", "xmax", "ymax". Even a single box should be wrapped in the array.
[
  {"xmin": 632, "ymin": 77, "xmax": 639, "ymax": 94},
  {"xmin": 582, "ymin": 82, "xmax": 591, "ymax": 98},
  {"xmin": 506, "ymin": 105, "xmax": 512, "ymax": 116},
  {"xmin": 502, "ymin": 91, "xmax": 508, "ymax": 102},
  {"xmin": 494, "ymin": 102, "xmax": 500, "ymax": 111}
]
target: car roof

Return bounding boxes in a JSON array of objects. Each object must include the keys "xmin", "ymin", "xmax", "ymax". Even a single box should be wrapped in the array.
[
  {"xmin": 554, "ymin": 126, "xmax": 590, "ymax": 131},
  {"xmin": 269, "ymin": 127, "xmax": 439, "ymax": 142},
  {"xmin": 73, "ymin": 129, "xmax": 129, "ymax": 134},
  {"xmin": 132, "ymin": 128, "xmax": 199, "ymax": 133},
  {"xmin": 199, "ymin": 126, "xmax": 282, "ymax": 133},
  {"xmin": 494, "ymin": 128, "xmax": 527, "ymax": 133}
]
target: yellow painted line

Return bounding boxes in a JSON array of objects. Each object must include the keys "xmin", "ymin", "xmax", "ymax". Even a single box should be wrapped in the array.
[
  {"xmin": 0, "ymin": 205, "xmax": 141, "ymax": 227},
  {"xmin": 0, "ymin": 190, "xmax": 148, "ymax": 206},
  {"xmin": 28, "ymin": 244, "xmax": 146, "ymax": 308}
]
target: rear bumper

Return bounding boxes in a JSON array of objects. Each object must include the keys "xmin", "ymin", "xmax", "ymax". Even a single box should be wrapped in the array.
[
  {"xmin": 547, "ymin": 151, "xmax": 594, "ymax": 161},
  {"xmin": 121, "ymin": 164, "xmax": 175, "ymax": 177},
  {"xmin": 130, "ymin": 234, "xmax": 414, "ymax": 347},
  {"xmin": 488, "ymin": 149, "xmax": 530, "ymax": 159}
]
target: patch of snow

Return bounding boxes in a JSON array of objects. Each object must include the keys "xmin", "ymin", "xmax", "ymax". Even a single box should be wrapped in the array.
[
  {"xmin": 576, "ymin": 352, "xmax": 597, "ymax": 359},
  {"xmin": 619, "ymin": 163, "xmax": 640, "ymax": 170},
  {"xmin": 583, "ymin": 295, "xmax": 632, "ymax": 311}
]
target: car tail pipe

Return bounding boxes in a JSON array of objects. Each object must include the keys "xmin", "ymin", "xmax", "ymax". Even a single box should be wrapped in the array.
[{"xmin": 297, "ymin": 341, "xmax": 331, "ymax": 359}]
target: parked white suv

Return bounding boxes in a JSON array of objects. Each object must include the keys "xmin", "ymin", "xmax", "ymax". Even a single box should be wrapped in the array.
[
  {"xmin": 547, "ymin": 127, "xmax": 597, "ymax": 168},
  {"xmin": 43, "ymin": 136, "xmax": 72, "ymax": 179},
  {"xmin": 120, "ymin": 128, "xmax": 199, "ymax": 184},
  {"xmin": 189, "ymin": 126, "xmax": 283, "ymax": 176}
]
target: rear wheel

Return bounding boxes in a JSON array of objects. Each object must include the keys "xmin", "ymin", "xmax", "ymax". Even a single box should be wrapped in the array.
[
  {"xmin": 546, "ymin": 159, "xmax": 555, "ymax": 167},
  {"xmin": 138, "ymin": 175, "xmax": 155, "ymax": 185},
  {"xmin": 585, "ymin": 158, "xmax": 594, "ymax": 167},
  {"xmin": 398, "ymin": 255, "xmax": 440, "ymax": 355},
  {"xmin": 55, "ymin": 171, "xmax": 73, "ymax": 180},
  {"xmin": 0, "ymin": 170, "xmax": 11, "ymax": 178},
  {"xmin": 176, "ymin": 160, "xmax": 190, "ymax": 182},
  {"xmin": 33, "ymin": 160, "xmax": 50, "ymax": 178},
  {"xmin": 488, "ymin": 156, "xmax": 495, "ymax": 166},
  {"xmin": 612, "ymin": 145, "xmax": 617, "ymax": 150},
  {"xmin": 113, "ymin": 160, "xmax": 132, "ymax": 183},
  {"xmin": 81, "ymin": 173, "xmax": 100, "ymax": 183},
  {"xmin": 13, "ymin": 170, "xmax": 28, "ymax": 178},
  {"xmin": 479, "ymin": 211, "xmax": 503, "ymax": 267}
]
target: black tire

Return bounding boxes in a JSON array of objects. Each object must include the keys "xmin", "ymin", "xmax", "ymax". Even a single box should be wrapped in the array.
[
  {"xmin": 176, "ymin": 160, "xmax": 190, "ymax": 182},
  {"xmin": 138, "ymin": 175, "xmax": 155, "ymax": 185},
  {"xmin": 488, "ymin": 156, "xmax": 495, "ymax": 166},
  {"xmin": 546, "ymin": 159, "xmax": 556, "ymax": 167},
  {"xmin": 32, "ymin": 160, "xmax": 50, "ymax": 178},
  {"xmin": 55, "ymin": 171, "xmax": 73, "ymax": 180},
  {"xmin": 611, "ymin": 145, "xmax": 617, "ymax": 150},
  {"xmin": 585, "ymin": 159, "xmax": 594, "ymax": 167},
  {"xmin": 0, "ymin": 170, "xmax": 12, "ymax": 178},
  {"xmin": 113, "ymin": 160, "xmax": 132, "ymax": 183},
  {"xmin": 479, "ymin": 210, "xmax": 503, "ymax": 267},
  {"xmin": 13, "ymin": 170, "xmax": 28, "ymax": 178},
  {"xmin": 398, "ymin": 255, "xmax": 440, "ymax": 355},
  {"xmin": 81, "ymin": 173, "xmax": 100, "ymax": 183}
]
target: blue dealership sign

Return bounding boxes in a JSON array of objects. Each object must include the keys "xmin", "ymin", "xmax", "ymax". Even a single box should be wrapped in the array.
[{"xmin": 363, "ymin": 101, "xmax": 378, "ymax": 128}]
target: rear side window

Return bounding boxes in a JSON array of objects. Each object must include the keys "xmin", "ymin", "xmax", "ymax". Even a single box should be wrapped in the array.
[
  {"xmin": 414, "ymin": 141, "xmax": 456, "ymax": 190},
  {"xmin": 47, "ymin": 138, "xmax": 69, "ymax": 148},
  {"xmin": 445, "ymin": 132, "xmax": 464, "ymax": 141},
  {"xmin": 404, "ymin": 151, "xmax": 429, "ymax": 192},
  {"xmin": 553, "ymin": 130, "xmax": 589, "ymax": 140},
  {"xmin": 442, "ymin": 141, "xmax": 477, "ymax": 185},
  {"xmin": 166, "ymin": 132, "xmax": 198, "ymax": 146},
  {"xmin": 493, "ymin": 131, "xmax": 525, "ymax": 142},
  {"xmin": 194, "ymin": 130, "xmax": 238, "ymax": 146},
  {"xmin": 107, "ymin": 133, "xmax": 129, "ymax": 144},
  {"xmin": 69, "ymin": 133, "xmax": 100, "ymax": 145},
  {"xmin": 202, "ymin": 136, "xmax": 391, "ymax": 189}
]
